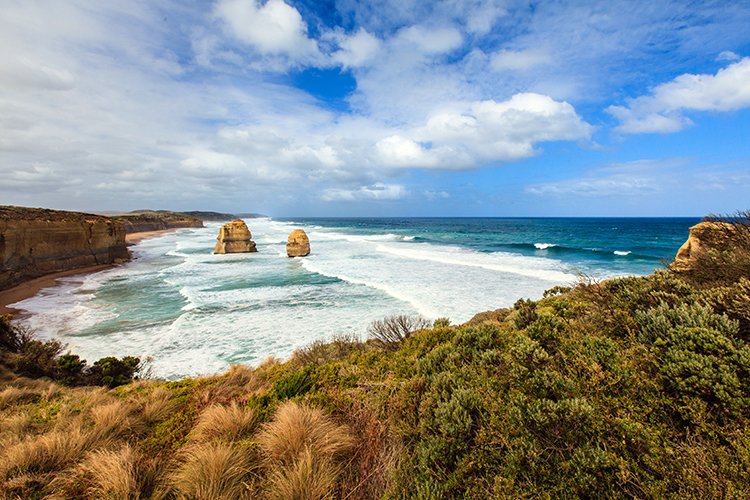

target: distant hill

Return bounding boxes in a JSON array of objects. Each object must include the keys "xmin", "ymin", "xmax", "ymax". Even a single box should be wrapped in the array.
[{"xmin": 180, "ymin": 211, "xmax": 267, "ymax": 221}]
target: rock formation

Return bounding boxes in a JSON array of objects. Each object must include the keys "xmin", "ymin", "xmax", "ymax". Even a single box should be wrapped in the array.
[
  {"xmin": 286, "ymin": 229, "xmax": 310, "ymax": 257},
  {"xmin": 0, "ymin": 206, "xmax": 129, "ymax": 290},
  {"xmin": 673, "ymin": 221, "xmax": 734, "ymax": 271},
  {"xmin": 214, "ymin": 219, "xmax": 257, "ymax": 254}
]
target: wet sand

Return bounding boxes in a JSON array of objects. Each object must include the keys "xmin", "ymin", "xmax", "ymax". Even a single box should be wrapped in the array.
[{"xmin": 1, "ymin": 228, "xmax": 177, "ymax": 316}]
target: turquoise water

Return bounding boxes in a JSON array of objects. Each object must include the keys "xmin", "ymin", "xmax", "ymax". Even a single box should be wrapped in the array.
[{"xmin": 13, "ymin": 217, "xmax": 697, "ymax": 379}]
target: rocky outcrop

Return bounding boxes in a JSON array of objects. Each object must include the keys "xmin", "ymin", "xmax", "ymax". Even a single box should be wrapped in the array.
[
  {"xmin": 673, "ymin": 221, "xmax": 735, "ymax": 271},
  {"xmin": 286, "ymin": 229, "xmax": 311, "ymax": 257},
  {"xmin": 214, "ymin": 219, "xmax": 257, "ymax": 254},
  {"xmin": 114, "ymin": 211, "xmax": 203, "ymax": 233},
  {"xmin": 0, "ymin": 206, "xmax": 129, "ymax": 290}
]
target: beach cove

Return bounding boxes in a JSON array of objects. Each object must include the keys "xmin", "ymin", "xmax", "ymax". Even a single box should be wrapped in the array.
[{"xmin": 8, "ymin": 217, "xmax": 696, "ymax": 379}]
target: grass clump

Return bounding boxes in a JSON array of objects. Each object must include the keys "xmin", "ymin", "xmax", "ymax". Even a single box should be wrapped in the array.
[{"xmin": 169, "ymin": 443, "xmax": 256, "ymax": 499}]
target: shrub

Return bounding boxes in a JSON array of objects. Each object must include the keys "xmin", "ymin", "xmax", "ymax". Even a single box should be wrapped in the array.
[
  {"xmin": 513, "ymin": 298, "xmax": 538, "ymax": 329},
  {"xmin": 368, "ymin": 315, "xmax": 430, "ymax": 350},
  {"xmin": 433, "ymin": 317, "xmax": 451, "ymax": 328},
  {"xmin": 272, "ymin": 367, "xmax": 315, "ymax": 400},
  {"xmin": 87, "ymin": 356, "xmax": 141, "ymax": 388}
]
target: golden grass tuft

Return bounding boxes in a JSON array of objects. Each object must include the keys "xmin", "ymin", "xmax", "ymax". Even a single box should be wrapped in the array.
[
  {"xmin": 74, "ymin": 445, "xmax": 140, "ymax": 499},
  {"xmin": 88, "ymin": 401, "xmax": 145, "ymax": 441},
  {"xmin": 140, "ymin": 387, "xmax": 178, "ymax": 424},
  {"xmin": 170, "ymin": 443, "xmax": 256, "ymax": 499},
  {"xmin": 0, "ymin": 386, "xmax": 41, "ymax": 409},
  {"xmin": 267, "ymin": 447, "xmax": 338, "ymax": 500},
  {"xmin": 257, "ymin": 401, "xmax": 354, "ymax": 465},
  {"xmin": 191, "ymin": 402, "xmax": 258, "ymax": 443},
  {"xmin": 0, "ymin": 428, "xmax": 98, "ymax": 479},
  {"xmin": 200, "ymin": 364, "xmax": 271, "ymax": 405}
]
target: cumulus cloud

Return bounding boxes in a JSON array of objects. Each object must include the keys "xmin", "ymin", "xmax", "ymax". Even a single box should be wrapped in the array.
[
  {"xmin": 608, "ymin": 58, "xmax": 750, "ymax": 134},
  {"xmin": 374, "ymin": 93, "xmax": 592, "ymax": 168},
  {"xmin": 330, "ymin": 28, "xmax": 381, "ymax": 68},
  {"xmin": 214, "ymin": 0, "xmax": 321, "ymax": 63}
]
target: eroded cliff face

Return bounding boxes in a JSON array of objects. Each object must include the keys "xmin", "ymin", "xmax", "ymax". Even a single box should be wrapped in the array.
[
  {"xmin": 214, "ymin": 219, "xmax": 257, "ymax": 254},
  {"xmin": 114, "ymin": 211, "xmax": 204, "ymax": 233},
  {"xmin": 0, "ymin": 206, "xmax": 129, "ymax": 290},
  {"xmin": 673, "ymin": 221, "xmax": 735, "ymax": 271}
]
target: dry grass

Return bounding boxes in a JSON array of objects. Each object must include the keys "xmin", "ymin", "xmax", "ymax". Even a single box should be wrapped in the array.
[
  {"xmin": 0, "ymin": 413, "xmax": 32, "ymax": 440},
  {"xmin": 74, "ymin": 445, "xmax": 141, "ymax": 499},
  {"xmin": 191, "ymin": 402, "xmax": 258, "ymax": 443},
  {"xmin": 200, "ymin": 364, "xmax": 270, "ymax": 405},
  {"xmin": 139, "ymin": 387, "xmax": 178, "ymax": 424},
  {"xmin": 0, "ymin": 386, "xmax": 40, "ymax": 409},
  {"xmin": 257, "ymin": 401, "xmax": 354, "ymax": 465},
  {"xmin": 0, "ymin": 427, "xmax": 101, "ymax": 480},
  {"xmin": 169, "ymin": 443, "xmax": 256, "ymax": 499},
  {"xmin": 267, "ymin": 447, "xmax": 338, "ymax": 500},
  {"xmin": 88, "ymin": 400, "xmax": 145, "ymax": 441}
]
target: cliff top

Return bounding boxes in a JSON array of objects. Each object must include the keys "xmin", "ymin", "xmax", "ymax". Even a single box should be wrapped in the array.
[{"xmin": 0, "ymin": 206, "xmax": 112, "ymax": 223}]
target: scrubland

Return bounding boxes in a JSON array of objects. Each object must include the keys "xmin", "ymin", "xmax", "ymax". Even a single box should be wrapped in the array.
[{"xmin": 1, "ymin": 215, "xmax": 749, "ymax": 498}]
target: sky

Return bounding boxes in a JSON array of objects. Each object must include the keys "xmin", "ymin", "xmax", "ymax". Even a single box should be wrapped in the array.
[{"xmin": 1, "ymin": 0, "xmax": 749, "ymax": 217}]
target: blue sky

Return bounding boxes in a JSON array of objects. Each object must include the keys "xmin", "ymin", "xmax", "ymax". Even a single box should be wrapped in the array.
[{"xmin": 1, "ymin": 1, "xmax": 749, "ymax": 216}]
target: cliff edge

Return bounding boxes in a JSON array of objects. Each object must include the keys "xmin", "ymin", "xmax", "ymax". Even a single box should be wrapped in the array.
[
  {"xmin": 0, "ymin": 206, "xmax": 129, "ymax": 290},
  {"xmin": 673, "ymin": 221, "xmax": 735, "ymax": 271},
  {"xmin": 114, "ymin": 210, "xmax": 204, "ymax": 233}
]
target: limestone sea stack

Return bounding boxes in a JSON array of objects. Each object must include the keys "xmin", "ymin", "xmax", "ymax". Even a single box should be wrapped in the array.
[
  {"xmin": 287, "ymin": 229, "xmax": 310, "ymax": 257},
  {"xmin": 213, "ymin": 219, "xmax": 257, "ymax": 254},
  {"xmin": 673, "ymin": 221, "xmax": 734, "ymax": 271}
]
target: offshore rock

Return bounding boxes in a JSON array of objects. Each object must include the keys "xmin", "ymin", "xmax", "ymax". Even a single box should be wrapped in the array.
[
  {"xmin": 214, "ymin": 219, "xmax": 257, "ymax": 254},
  {"xmin": 673, "ymin": 221, "xmax": 735, "ymax": 271},
  {"xmin": 286, "ymin": 229, "xmax": 310, "ymax": 257},
  {"xmin": 0, "ymin": 206, "xmax": 129, "ymax": 290}
]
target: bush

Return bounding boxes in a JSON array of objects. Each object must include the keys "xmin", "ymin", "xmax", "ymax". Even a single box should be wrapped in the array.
[
  {"xmin": 86, "ymin": 356, "xmax": 141, "ymax": 388},
  {"xmin": 513, "ymin": 298, "xmax": 538, "ymax": 329},
  {"xmin": 368, "ymin": 315, "xmax": 430, "ymax": 350}
]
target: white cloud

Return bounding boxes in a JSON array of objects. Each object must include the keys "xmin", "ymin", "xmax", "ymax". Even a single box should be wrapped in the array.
[
  {"xmin": 397, "ymin": 25, "xmax": 463, "ymax": 55},
  {"xmin": 608, "ymin": 58, "xmax": 750, "ymax": 134},
  {"xmin": 321, "ymin": 183, "xmax": 409, "ymax": 201},
  {"xmin": 370, "ymin": 93, "xmax": 592, "ymax": 169},
  {"xmin": 717, "ymin": 50, "xmax": 740, "ymax": 62},
  {"xmin": 490, "ymin": 49, "xmax": 551, "ymax": 72},
  {"xmin": 214, "ymin": 0, "xmax": 320, "ymax": 62},
  {"xmin": 330, "ymin": 28, "xmax": 381, "ymax": 68}
]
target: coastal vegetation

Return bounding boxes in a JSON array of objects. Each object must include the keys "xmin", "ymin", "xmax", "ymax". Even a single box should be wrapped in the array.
[{"xmin": 1, "ymin": 213, "xmax": 749, "ymax": 498}]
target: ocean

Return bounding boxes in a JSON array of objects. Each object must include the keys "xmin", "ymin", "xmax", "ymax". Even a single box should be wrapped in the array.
[{"xmin": 12, "ymin": 217, "xmax": 698, "ymax": 379}]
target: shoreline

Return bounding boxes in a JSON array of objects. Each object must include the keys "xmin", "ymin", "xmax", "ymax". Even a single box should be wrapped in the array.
[{"xmin": 0, "ymin": 228, "xmax": 178, "ymax": 317}]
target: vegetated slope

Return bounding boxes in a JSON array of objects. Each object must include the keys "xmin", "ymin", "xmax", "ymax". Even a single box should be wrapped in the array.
[{"xmin": 1, "ymin": 215, "xmax": 749, "ymax": 498}]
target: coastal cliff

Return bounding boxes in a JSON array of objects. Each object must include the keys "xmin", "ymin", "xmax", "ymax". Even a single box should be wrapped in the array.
[
  {"xmin": 673, "ymin": 221, "xmax": 735, "ymax": 271},
  {"xmin": 114, "ymin": 210, "xmax": 203, "ymax": 233},
  {"xmin": 0, "ymin": 206, "xmax": 129, "ymax": 290}
]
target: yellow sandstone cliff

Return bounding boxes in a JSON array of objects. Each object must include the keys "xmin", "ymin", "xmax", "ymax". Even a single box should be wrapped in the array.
[
  {"xmin": 673, "ymin": 221, "xmax": 735, "ymax": 271},
  {"xmin": 0, "ymin": 206, "xmax": 129, "ymax": 290}
]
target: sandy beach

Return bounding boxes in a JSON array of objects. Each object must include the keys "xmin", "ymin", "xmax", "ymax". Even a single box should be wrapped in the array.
[
  {"xmin": 0, "ymin": 228, "xmax": 177, "ymax": 316},
  {"xmin": 125, "ymin": 228, "xmax": 178, "ymax": 244}
]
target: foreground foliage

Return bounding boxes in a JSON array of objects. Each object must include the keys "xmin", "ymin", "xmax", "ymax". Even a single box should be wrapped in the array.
[{"xmin": 1, "ymin": 215, "xmax": 750, "ymax": 498}]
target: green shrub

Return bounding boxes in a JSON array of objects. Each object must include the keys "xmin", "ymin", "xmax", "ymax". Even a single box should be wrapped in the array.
[{"xmin": 513, "ymin": 298, "xmax": 538, "ymax": 329}]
